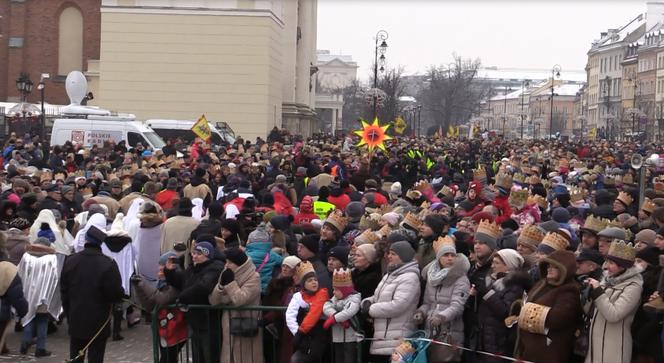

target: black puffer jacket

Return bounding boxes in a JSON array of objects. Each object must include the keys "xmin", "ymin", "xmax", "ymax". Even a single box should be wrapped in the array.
[
  {"xmin": 164, "ymin": 258, "xmax": 223, "ymax": 305},
  {"xmin": 352, "ymin": 262, "xmax": 383, "ymax": 300}
]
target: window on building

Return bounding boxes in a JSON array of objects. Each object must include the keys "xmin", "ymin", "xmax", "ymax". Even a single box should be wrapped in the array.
[{"xmin": 58, "ymin": 7, "xmax": 83, "ymax": 76}]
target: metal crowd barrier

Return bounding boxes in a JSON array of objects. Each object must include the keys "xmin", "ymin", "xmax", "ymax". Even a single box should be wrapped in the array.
[{"xmin": 150, "ymin": 304, "xmax": 364, "ymax": 363}]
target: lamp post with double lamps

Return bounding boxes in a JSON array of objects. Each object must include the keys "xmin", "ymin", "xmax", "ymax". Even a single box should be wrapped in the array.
[
  {"xmin": 372, "ymin": 30, "xmax": 388, "ymax": 119},
  {"xmin": 549, "ymin": 65, "xmax": 561, "ymax": 138}
]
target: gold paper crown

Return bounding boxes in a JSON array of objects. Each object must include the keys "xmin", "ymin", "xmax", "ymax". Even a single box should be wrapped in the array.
[
  {"xmin": 518, "ymin": 224, "xmax": 545, "ymax": 249},
  {"xmin": 473, "ymin": 166, "xmax": 487, "ymax": 183},
  {"xmin": 402, "ymin": 212, "xmax": 422, "ymax": 230},
  {"xmin": 518, "ymin": 302, "xmax": 551, "ymax": 335},
  {"xmin": 54, "ymin": 173, "xmax": 66, "ymax": 181},
  {"xmin": 73, "ymin": 170, "xmax": 85, "ymax": 178},
  {"xmin": 294, "ymin": 261, "xmax": 316, "ymax": 283},
  {"xmin": 606, "ymin": 220, "xmax": 633, "ymax": 241},
  {"xmin": 513, "ymin": 173, "xmax": 525, "ymax": 185},
  {"xmin": 494, "ymin": 172, "xmax": 513, "ymax": 190},
  {"xmin": 379, "ymin": 204, "xmax": 393, "ymax": 214},
  {"xmin": 393, "ymin": 341, "xmax": 416, "ymax": 359},
  {"xmin": 433, "ymin": 235, "xmax": 455, "ymax": 255},
  {"xmin": 414, "ymin": 180, "xmax": 431, "ymax": 192},
  {"xmin": 508, "ymin": 189, "xmax": 529, "ymax": 207},
  {"xmin": 581, "ymin": 215, "xmax": 610, "ymax": 234},
  {"xmin": 617, "ymin": 191, "xmax": 634, "ymax": 207},
  {"xmin": 569, "ymin": 186, "xmax": 585, "ymax": 203},
  {"xmin": 376, "ymin": 224, "xmax": 393, "ymax": 239},
  {"xmin": 40, "ymin": 171, "xmax": 53, "ymax": 183},
  {"xmin": 438, "ymin": 185, "xmax": 454, "ymax": 199},
  {"xmin": 405, "ymin": 190, "xmax": 422, "ymax": 200},
  {"xmin": 476, "ymin": 219, "xmax": 501, "ymax": 239},
  {"xmin": 604, "ymin": 176, "xmax": 616, "ymax": 186},
  {"xmin": 642, "ymin": 198, "xmax": 657, "ymax": 214},
  {"xmin": 540, "ymin": 232, "xmax": 569, "ymax": 252},
  {"xmin": 525, "ymin": 175, "xmax": 541, "ymax": 185},
  {"xmin": 325, "ymin": 210, "xmax": 348, "ymax": 233},
  {"xmin": 622, "ymin": 173, "xmax": 635, "ymax": 185},
  {"xmin": 527, "ymin": 195, "xmax": 547, "ymax": 209},
  {"xmin": 608, "ymin": 239, "xmax": 636, "ymax": 263},
  {"xmin": 332, "ymin": 268, "xmax": 353, "ymax": 288},
  {"xmin": 355, "ymin": 228, "xmax": 380, "ymax": 245}
]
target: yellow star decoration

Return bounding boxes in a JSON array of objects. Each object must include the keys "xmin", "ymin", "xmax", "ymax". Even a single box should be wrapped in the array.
[{"xmin": 354, "ymin": 118, "xmax": 393, "ymax": 152}]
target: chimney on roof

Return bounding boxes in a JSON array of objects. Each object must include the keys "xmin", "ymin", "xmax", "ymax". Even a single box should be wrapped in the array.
[
  {"xmin": 647, "ymin": 2, "xmax": 664, "ymax": 30},
  {"xmin": 601, "ymin": 32, "xmax": 608, "ymax": 37}
]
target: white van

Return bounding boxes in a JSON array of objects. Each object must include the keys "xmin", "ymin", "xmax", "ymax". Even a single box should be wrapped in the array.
[
  {"xmin": 146, "ymin": 119, "xmax": 236, "ymax": 145},
  {"xmin": 49, "ymin": 71, "xmax": 167, "ymax": 150}
]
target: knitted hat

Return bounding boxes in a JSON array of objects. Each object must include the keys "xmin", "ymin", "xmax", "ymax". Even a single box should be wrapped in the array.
[
  {"xmin": 434, "ymin": 235, "xmax": 457, "ymax": 258},
  {"xmin": 269, "ymin": 215, "xmax": 293, "ymax": 231},
  {"xmin": 34, "ymin": 237, "xmax": 52, "ymax": 247},
  {"xmin": 424, "ymin": 215, "xmax": 446, "ymax": 236},
  {"xmin": 282, "ymin": 255, "xmax": 302, "ymax": 270},
  {"xmin": 356, "ymin": 243, "xmax": 378, "ymax": 264},
  {"xmin": 576, "ymin": 248, "xmax": 604, "ymax": 266},
  {"xmin": 299, "ymin": 196, "xmax": 314, "ymax": 213},
  {"xmin": 225, "ymin": 247, "xmax": 248, "ymax": 266},
  {"xmin": 328, "ymin": 246, "xmax": 350, "ymax": 267},
  {"xmin": 496, "ymin": 249, "xmax": 524, "ymax": 271},
  {"xmin": 193, "ymin": 241, "xmax": 214, "ymax": 257},
  {"xmin": 220, "ymin": 219, "xmax": 241, "ymax": 236},
  {"xmin": 345, "ymin": 201, "xmax": 365, "ymax": 223},
  {"xmin": 551, "ymin": 207, "xmax": 571, "ymax": 224},
  {"xmin": 37, "ymin": 227, "xmax": 56, "ymax": 243},
  {"xmin": 381, "ymin": 212, "xmax": 401, "ymax": 227},
  {"xmin": 247, "ymin": 227, "xmax": 271, "ymax": 244},
  {"xmin": 86, "ymin": 225, "xmax": 107, "ymax": 246},
  {"xmin": 159, "ymin": 251, "xmax": 177, "ymax": 265},
  {"xmin": 390, "ymin": 182, "xmax": 402, "ymax": 196},
  {"xmin": 390, "ymin": 241, "xmax": 416, "ymax": 262},
  {"xmin": 166, "ymin": 178, "xmax": 178, "ymax": 190},
  {"xmin": 635, "ymin": 229, "xmax": 657, "ymax": 247},
  {"xmin": 636, "ymin": 246, "xmax": 661, "ymax": 267},
  {"xmin": 606, "ymin": 240, "xmax": 636, "ymax": 269},
  {"xmin": 539, "ymin": 220, "xmax": 561, "ymax": 233},
  {"xmin": 299, "ymin": 234, "xmax": 320, "ymax": 255},
  {"xmin": 9, "ymin": 217, "xmax": 31, "ymax": 230}
]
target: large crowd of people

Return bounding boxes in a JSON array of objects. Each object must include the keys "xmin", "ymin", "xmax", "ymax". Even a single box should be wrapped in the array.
[{"xmin": 0, "ymin": 130, "xmax": 663, "ymax": 363}]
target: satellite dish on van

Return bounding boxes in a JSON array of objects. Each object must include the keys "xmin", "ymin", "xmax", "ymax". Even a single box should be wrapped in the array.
[{"xmin": 65, "ymin": 71, "xmax": 88, "ymax": 106}]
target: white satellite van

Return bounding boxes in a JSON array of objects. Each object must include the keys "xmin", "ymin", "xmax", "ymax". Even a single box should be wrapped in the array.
[
  {"xmin": 49, "ymin": 71, "xmax": 166, "ymax": 150},
  {"xmin": 146, "ymin": 119, "xmax": 236, "ymax": 145}
]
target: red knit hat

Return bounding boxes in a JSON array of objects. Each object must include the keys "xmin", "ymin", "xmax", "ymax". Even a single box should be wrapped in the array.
[{"xmin": 300, "ymin": 195, "xmax": 313, "ymax": 213}]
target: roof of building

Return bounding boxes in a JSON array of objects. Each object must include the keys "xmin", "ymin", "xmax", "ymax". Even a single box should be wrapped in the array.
[
  {"xmin": 317, "ymin": 50, "xmax": 357, "ymax": 65},
  {"xmin": 477, "ymin": 67, "xmax": 586, "ymax": 83}
]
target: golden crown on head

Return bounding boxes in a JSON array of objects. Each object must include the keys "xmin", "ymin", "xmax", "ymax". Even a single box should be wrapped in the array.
[
  {"xmin": 433, "ymin": 235, "xmax": 455, "ymax": 255},
  {"xmin": 332, "ymin": 268, "xmax": 353, "ymax": 288},
  {"xmin": 477, "ymin": 219, "xmax": 501, "ymax": 239},
  {"xmin": 509, "ymin": 189, "xmax": 529, "ymax": 205},
  {"xmin": 473, "ymin": 166, "xmax": 487, "ymax": 182},
  {"xmin": 376, "ymin": 224, "xmax": 393, "ymax": 239},
  {"xmin": 582, "ymin": 215, "xmax": 610, "ymax": 234},
  {"xmin": 40, "ymin": 171, "xmax": 53, "ymax": 183},
  {"xmin": 604, "ymin": 175, "xmax": 616, "ymax": 186},
  {"xmin": 642, "ymin": 198, "xmax": 657, "ymax": 214},
  {"xmin": 495, "ymin": 172, "xmax": 513, "ymax": 190},
  {"xmin": 294, "ymin": 261, "xmax": 316, "ymax": 283},
  {"xmin": 513, "ymin": 173, "xmax": 525, "ymax": 185},
  {"xmin": 569, "ymin": 186, "xmax": 585, "ymax": 203},
  {"xmin": 527, "ymin": 194, "xmax": 547, "ymax": 209},
  {"xmin": 608, "ymin": 239, "xmax": 636, "ymax": 263},
  {"xmin": 525, "ymin": 175, "xmax": 541, "ymax": 185},
  {"xmin": 325, "ymin": 210, "xmax": 348, "ymax": 233},
  {"xmin": 617, "ymin": 191, "xmax": 634, "ymax": 207},
  {"xmin": 402, "ymin": 212, "xmax": 422, "ymax": 229},
  {"xmin": 438, "ymin": 185, "xmax": 454, "ymax": 199},
  {"xmin": 414, "ymin": 180, "xmax": 431, "ymax": 192},
  {"xmin": 541, "ymin": 232, "xmax": 569, "ymax": 252},
  {"xmin": 622, "ymin": 173, "xmax": 635, "ymax": 185},
  {"xmin": 518, "ymin": 224, "xmax": 545, "ymax": 245},
  {"xmin": 54, "ymin": 173, "xmax": 66, "ymax": 181},
  {"xmin": 355, "ymin": 229, "xmax": 380, "ymax": 245},
  {"xmin": 379, "ymin": 204, "xmax": 393, "ymax": 214},
  {"xmin": 420, "ymin": 200, "xmax": 431, "ymax": 210}
]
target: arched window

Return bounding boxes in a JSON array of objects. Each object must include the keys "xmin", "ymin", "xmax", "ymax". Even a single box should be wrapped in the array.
[{"xmin": 58, "ymin": 7, "xmax": 83, "ymax": 76}]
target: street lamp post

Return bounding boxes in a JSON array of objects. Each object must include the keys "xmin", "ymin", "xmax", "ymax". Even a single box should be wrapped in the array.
[
  {"xmin": 550, "ymin": 65, "xmax": 561, "ymax": 138},
  {"xmin": 37, "ymin": 73, "xmax": 50, "ymax": 143},
  {"xmin": 520, "ymin": 80, "xmax": 530, "ymax": 139},
  {"xmin": 503, "ymin": 87, "xmax": 511, "ymax": 137},
  {"xmin": 15, "ymin": 73, "xmax": 33, "ymax": 103},
  {"xmin": 373, "ymin": 30, "xmax": 388, "ymax": 119},
  {"xmin": 416, "ymin": 105, "xmax": 422, "ymax": 137}
]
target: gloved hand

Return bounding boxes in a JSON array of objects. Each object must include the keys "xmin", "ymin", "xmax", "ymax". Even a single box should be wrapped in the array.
[
  {"xmin": 430, "ymin": 315, "xmax": 445, "ymax": 329},
  {"xmin": 413, "ymin": 310, "xmax": 425, "ymax": 324},
  {"xmin": 323, "ymin": 316, "xmax": 336, "ymax": 330},
  {"xmin": 219, "ymin": 269, "xmax": 235, "ymax": 286},
  {"xmin": 293, "ymin": 332, "xmax": 305, "ymax": 350},
  {"xmin": 130, "ymin": 274, "xmax": 142, "ymax": 285},
  {"xmin": 361, "ymin": 300, "xmax": 372, "ymax": 314}
]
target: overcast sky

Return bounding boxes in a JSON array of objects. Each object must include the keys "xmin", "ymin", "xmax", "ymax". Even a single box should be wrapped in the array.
[{"xmin": 317, "ymin": 0, "xmax": 646, "ymax": 79}]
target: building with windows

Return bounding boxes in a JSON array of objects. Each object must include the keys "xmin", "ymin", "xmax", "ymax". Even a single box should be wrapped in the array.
[{"xmin": 314, "ymin": 50, "xmax": 358, "ymax": 134}]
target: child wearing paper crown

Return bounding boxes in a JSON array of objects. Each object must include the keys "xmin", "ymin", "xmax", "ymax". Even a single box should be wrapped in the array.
[
  {"xmin": 285, "ymin": 261, "xmax": 330, "ymax": 363},
  {"xmin": 323, "ymin": 268, "xmax": 362, "ymax": 363}
]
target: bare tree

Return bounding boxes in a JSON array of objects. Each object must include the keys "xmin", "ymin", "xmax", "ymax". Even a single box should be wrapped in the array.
[
  {"xmin": 374, "ymin": 67, "xmax": 406, "ymax": 124},
  {"xmin": 418, "ymin": 55, "xmax": 491, "ymax": 135},
  {"xmin": 339, "ymin": 79, "xmax": 366, "ymax": 132}
]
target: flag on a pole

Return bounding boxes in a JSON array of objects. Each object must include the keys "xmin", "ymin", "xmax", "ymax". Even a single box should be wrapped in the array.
[{"xmin": 191, "ymin": 115, "xmax": 212, "ymax": 141}]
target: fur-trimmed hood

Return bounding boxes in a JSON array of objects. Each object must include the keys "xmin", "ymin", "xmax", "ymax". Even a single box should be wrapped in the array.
[
  {"xmin": 25, "ymin": 243, "xmax": 56, "ymax": 257},
  {"xmin": 501, "ymin": 269, "xmax": 533, "ymax": 291},
  {"xmin": 538, "ymin": 250, "xmax": 577, "ymax": 286},
  {"xmin": 139, "ymin": 212, "xmax": 163, "ymax": 228}
]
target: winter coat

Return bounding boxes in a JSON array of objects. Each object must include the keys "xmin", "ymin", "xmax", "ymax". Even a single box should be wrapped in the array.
[
  {"xmin": 134, "ymin": 215, "xmax": 164, "ymax": 282},
  {"xmin": 245, "ymin": 241, "xmax": 284, "ymax": 292},
  {"xmin": 463, "ymin": 256, "xmax": 492, "ymax": 346},
  {"xmin": 164, "ymin": 258, "xmax": 224, "ymax": 305},
  {"xmin": 60, "ymin": 244, "xmax": 125, "ymax": 339},
  {"xmin": 286, "ymin": 288, "xmax": 330, "ymax": 359},
  {"xmin": 351, "ymin": 262, "xmax": 383, "ymax": 299},
  {"xmin": 418, "ymin": 255, "xmax": 470, "ymax": 353},
  {"xmin": 476, "ymin": 270, "xmax": 532, "ymax": 361},
  {"xmin": 416, "ymin": 237, "xmax": 437, "ymax": 271},
  {"xmin": 209, "ymin": 259, "xmax": 263, "ymax": 363},
  {"xmin": 133, "ymin": 278, "xmax": 179, "ymax": 312},
  {"xmin": 631, "ymin": 265, "xmax": 663, "ymax": 358},
  {"xmin": 585, "ymin": 266, "xmax": 643, "ymax": 363},
  {"xmin": 323, "ymin": 292, "xmax": 361, "ymax": 342},
  {"xmin": 4, "ymin": 228, "xmax": 28, "ymax": 265},
  {"xmin": 160, "ymin": 215, "xmax": 200, "ymax": 254},
  {"xmin": 516, "ymin": 250, "xmax": 582, "ymax": 363},
  {"xmin": 364, "ymin": 261, "xmax": 421, "ymax": 355},
  {"xmin": 0, "ymin": 260, "xmax": 28, "ymax": 321}
]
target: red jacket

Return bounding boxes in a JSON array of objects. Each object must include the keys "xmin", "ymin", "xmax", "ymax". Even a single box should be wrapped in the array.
[
  {"xmin": 493, "ymin": 194, "xmax": 513, "ymax": 224},
  {"xmin": 328, "ymin": 194, "xmax": 350, "ymax": 211}
]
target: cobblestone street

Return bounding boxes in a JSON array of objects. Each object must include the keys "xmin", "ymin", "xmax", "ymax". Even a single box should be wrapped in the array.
[{"xmin": 1, "ymin": 321, "xmax": 153, "ymax": 363}]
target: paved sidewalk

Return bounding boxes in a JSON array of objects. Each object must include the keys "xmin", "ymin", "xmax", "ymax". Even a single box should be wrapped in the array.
[{"xmin": 1, "ymin": 320, "xmax": 153, "ymax": 363}]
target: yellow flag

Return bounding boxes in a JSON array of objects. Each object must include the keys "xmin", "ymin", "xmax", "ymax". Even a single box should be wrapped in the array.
[
  {"xmin": 394, "ymin": 117, "xmax": 407, "ymax": 134},
  {"xmin": 191, "ymin": 115, "xmax": 212, "ymax": 141}
]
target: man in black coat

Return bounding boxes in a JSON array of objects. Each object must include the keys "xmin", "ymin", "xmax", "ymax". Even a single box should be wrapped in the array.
[{"xmin": 60, "ymin": 226, "xmax": 124, "ymax": 363}]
